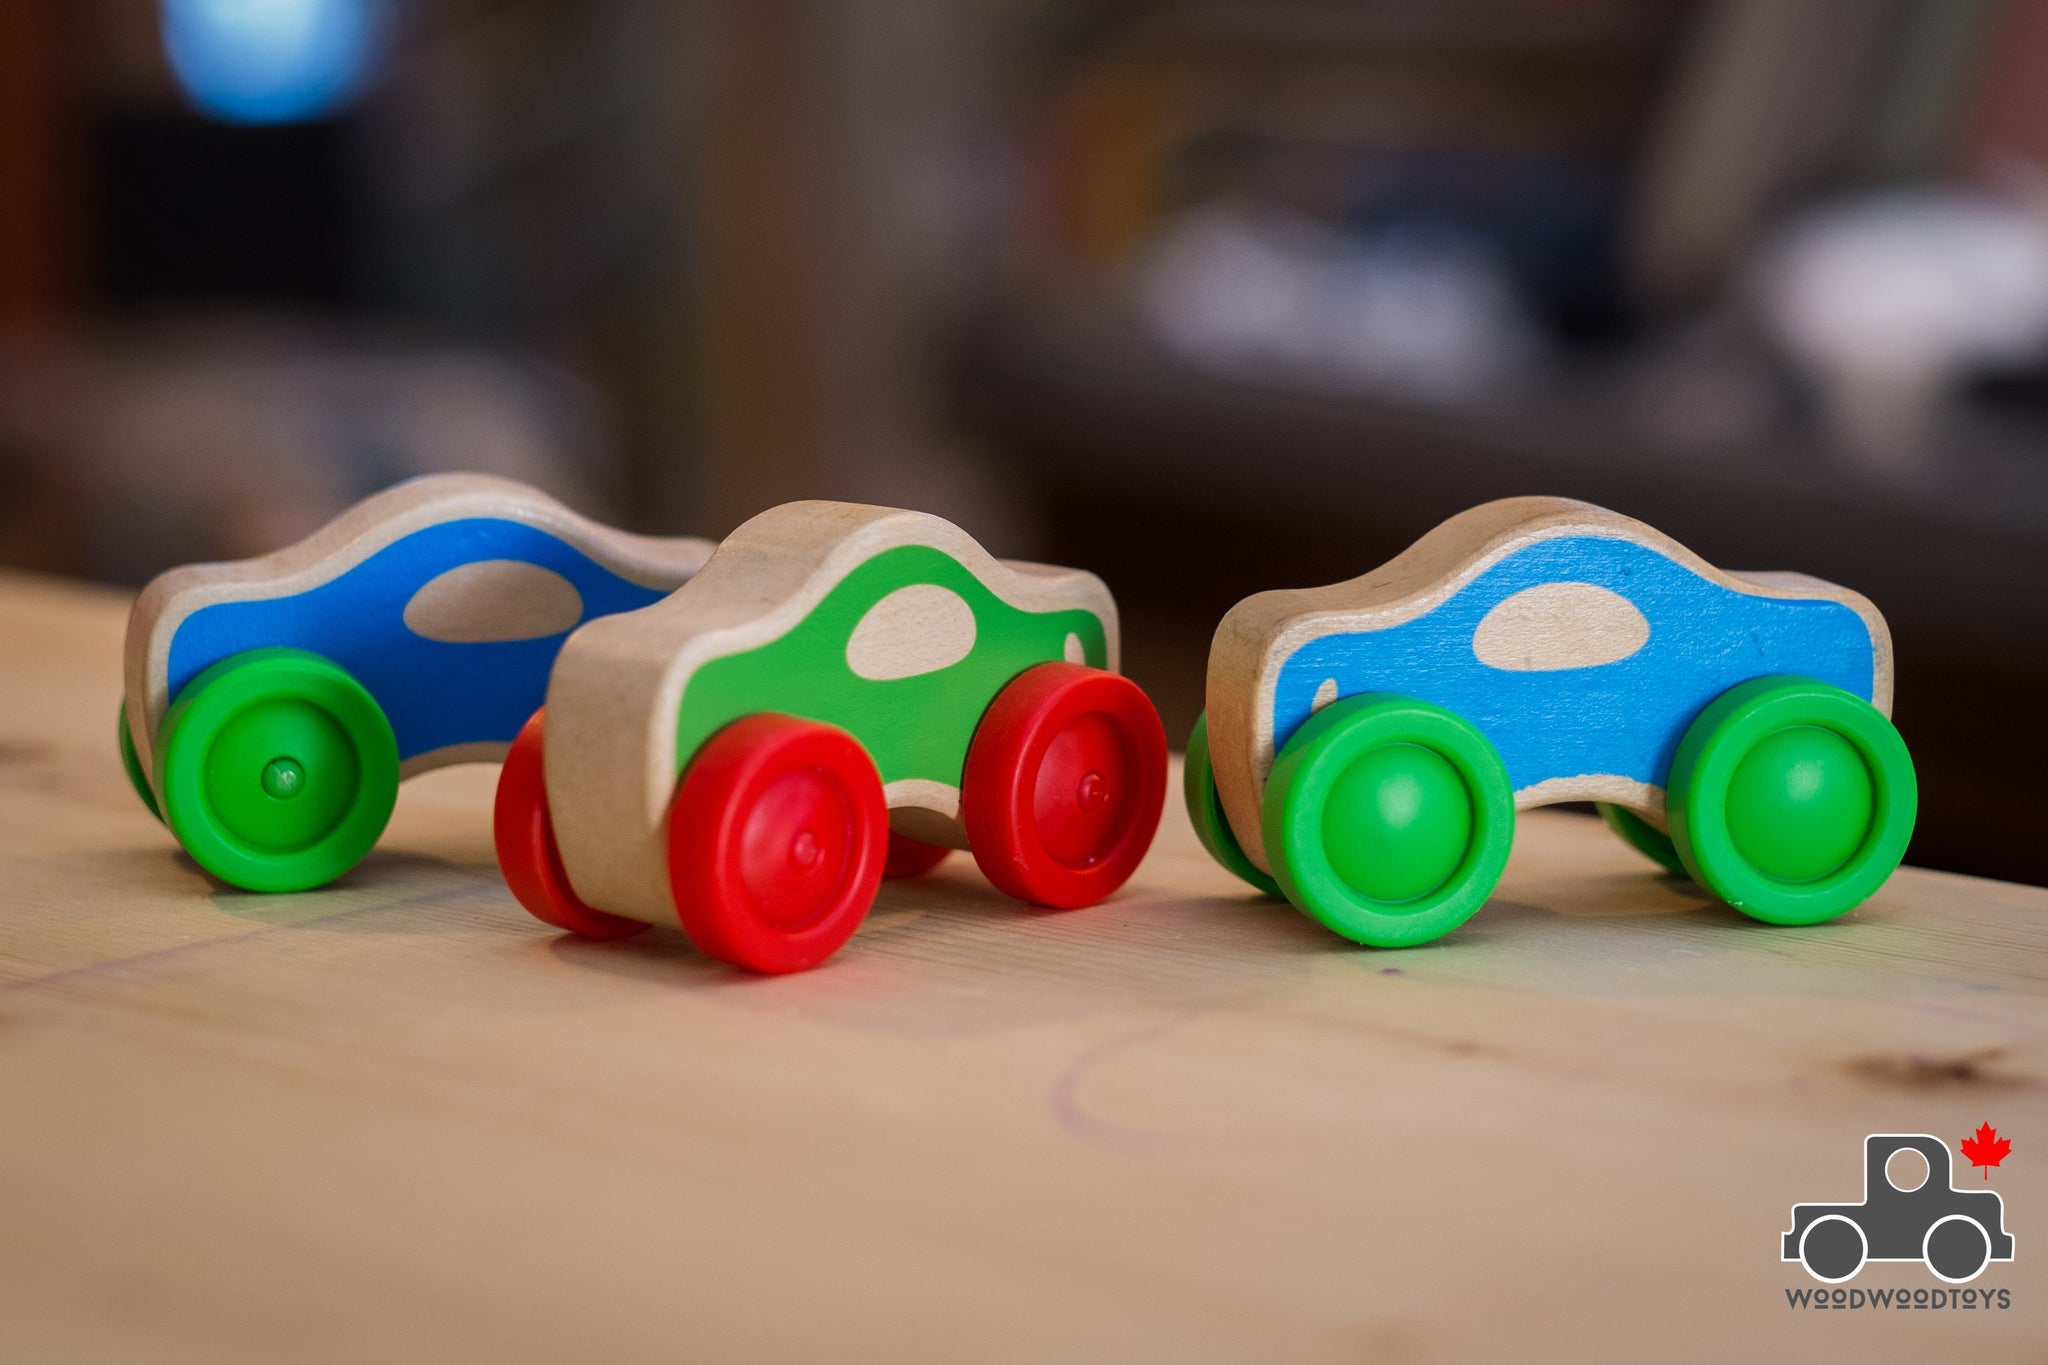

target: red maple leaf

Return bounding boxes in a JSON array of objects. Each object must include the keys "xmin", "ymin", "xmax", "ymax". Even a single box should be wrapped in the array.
[{"xmin": 1960, "ymin": 1123, "xmax": 2011, "ymax": 1180}]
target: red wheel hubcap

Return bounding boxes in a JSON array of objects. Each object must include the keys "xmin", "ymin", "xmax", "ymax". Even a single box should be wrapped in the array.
[
  {"xmin": 962, "ymin": 663, "xmax": 1168, "ymax": 908},
  {"xmin": 668, "ymin": 714, "xmax": 888, "ymax": 973},
  {"xmin": 739, "ymin": 768, "xmax": 855, "ymax": 931},
  {"xmin": 1035, "ymin": 712, "xmax": 1136, "ymax": 868}
]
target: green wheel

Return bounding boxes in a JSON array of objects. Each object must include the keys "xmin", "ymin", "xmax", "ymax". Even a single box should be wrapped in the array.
[
  {"xmin": 117, "ymin": 700, "xmax": 163, "ymax": 822},
  {"xmin": 156, "ymin": 648, "xmax": 400, "ymax": 892},
  {"xmin": 1597, "ymin": 802, "xmax": 1684, "ymax": 876},
  {"xmin": 1262, "ymin": 693, "xmax": 1514, "ymax": 947},
  {"xmin": 1183, "ymin": 712, "xmax": 1280, "ymax": 896},
  {"xmin": 1669, "ymin": 675, "xmax": 1915, "ymax": 926}
]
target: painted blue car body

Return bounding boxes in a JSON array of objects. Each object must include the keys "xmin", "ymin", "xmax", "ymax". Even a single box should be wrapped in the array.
[
  {"xmin": 1270, "ymin": 535, "xmax": 1879, "ymax": 797},
  {"xmin": 166, "ymin": 518, "xmax": 672, "ymax": 767}
]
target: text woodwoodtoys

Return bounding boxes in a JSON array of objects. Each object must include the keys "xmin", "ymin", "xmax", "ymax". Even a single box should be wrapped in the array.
[
  {"xmin": 1186, "ymin": 497, "xmax": 1917, "ymax": 947},
  {"xmin": 122, "ymin": 475, "xmax": 714, "ymax": 891},
  {"xmin": 494, "ymin": 500, "xmax": 1169, "ymax": 974}
]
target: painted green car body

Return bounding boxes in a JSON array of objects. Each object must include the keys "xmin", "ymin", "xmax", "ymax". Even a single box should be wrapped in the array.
[{"xmin": 672, "ymin": 544, "xmax": 1109, "ymax": 790}]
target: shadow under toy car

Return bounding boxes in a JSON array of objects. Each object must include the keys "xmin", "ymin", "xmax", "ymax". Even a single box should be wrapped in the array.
[
  {"xmin": 1784, "ymin": 1134, "xmax": 2014, "ymax": 1283},
  {"xmin": 121, "ymin": 474, "xmax": 713, "ymax": 892},
  {"xmin": 1188, "ymin": 497, "xmax": 1918, "ymax": 947}
]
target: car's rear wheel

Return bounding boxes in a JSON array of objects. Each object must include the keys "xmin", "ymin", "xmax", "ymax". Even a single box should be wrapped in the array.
[
  {"xmin": 1262, "ymin": 694, "xmax": 1514, "ymax": 948},
  {"xmin": 1924, "ymin": 1215, "xmax": 1992, "ymax": 1283},
  {"xmin": 1799, "ymin": 1214, "xmax": 1866, "ymax": 1282},
  {"xmin": 1184, "ymin": 712, "xmax": 1280, "ymax": 896},
  {"xmin": 1669, "ymin": 676, "xmax": 1915, "ymax": 925},
  {"xmin": 157, "ymin": 647, "xmax": 399, "ymax": 891},
  {"xmin": 117, "ymin": 700, "xmax": 163, "ymax": 822},
  {"xmin": 962, "ymin": 663, "xmax": 1167, "ymax": 909},
  {"xmin": 883, "ymin": 833, "xmax": 951, "ymax": 879},
  {"xmin": 494, "ymin": 709, "xmax": 649, "ymax": 940},
  {"xmin": 1596, "ymin": 803, "xmax": 1686, "ymax": 877},
  {"xmin": 667, "ymin": 714, "xmax": 888, "ymax": 973}
]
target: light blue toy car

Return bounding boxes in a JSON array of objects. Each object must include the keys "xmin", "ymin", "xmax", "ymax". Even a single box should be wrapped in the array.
[{"xmin": 1188, "ymin": 497, "xmax": 1917, "ymax": 947}]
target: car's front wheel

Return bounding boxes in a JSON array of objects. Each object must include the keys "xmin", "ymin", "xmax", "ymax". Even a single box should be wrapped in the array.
[
  {"xmin": 667, "ymin": 714, "xmax": 888, "ymax": 973},
  {"xmin": 1669, "ymin": 676, "xmax": 1915, "ymax": 925},
  {"xmin": 1261, "ymin": 693, "xmax": 1514, "ymax": 948},
  {"xmin": 157, "ymin": 647, "xmax": 399, "ymax": 891}
]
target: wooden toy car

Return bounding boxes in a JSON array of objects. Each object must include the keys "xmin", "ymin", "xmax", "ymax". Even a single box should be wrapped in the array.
[
  {"xmin": 122, "ymin": 474, "xmax": 714, "ymax": 892},
  {"xmin": 1187, "ymin": 497, "xmax": 1917, "ymax": 947},
  {"xmin": 494, "ymin": 500, "xmax": 1168, "ymax": 973}
]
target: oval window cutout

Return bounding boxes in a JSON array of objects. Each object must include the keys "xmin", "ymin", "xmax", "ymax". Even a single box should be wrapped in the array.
[
  {"xmin": 404, "ymin": 560, "xmax": 584, "ymax": 643},
  {"xmin": 1472, "ymin": 582, "xmax": 1649, "ymax": 672},
  {"xmin": 846, "ymin": 584, "xmax": 977, "ymax": 680}
]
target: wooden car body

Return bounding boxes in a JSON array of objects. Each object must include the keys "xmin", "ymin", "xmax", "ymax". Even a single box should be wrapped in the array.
[
  {"xmin": 543, "ymin": 501, "xmax": 1119, "ymax": 923},
  {"xmin": 124, "ymin": 473, "xmax": 714, "ymax": 799},
  {"xmin": 1206, "ymin": 497, "xmax": 1892, "ymax": 873}
]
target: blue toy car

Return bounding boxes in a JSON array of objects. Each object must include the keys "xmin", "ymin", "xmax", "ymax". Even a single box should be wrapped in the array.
[
  {"xmin": 120, "ymin": 474, "xmax": 713, "ymax": 891},
  {"xmin": 1188, "ymin": 497, "xmax": 1918, "ymax": 947}
]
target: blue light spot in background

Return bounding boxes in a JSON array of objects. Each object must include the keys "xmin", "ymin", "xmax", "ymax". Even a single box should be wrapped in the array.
[{"xmin": 160, "ymin": 0, "xmax": 386, "ymax": 125}]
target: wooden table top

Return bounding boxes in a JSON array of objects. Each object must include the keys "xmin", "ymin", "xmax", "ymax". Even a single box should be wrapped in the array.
[{"xmin": 0, "ymin": 570, "xmax": 2041, "ymax": 1363}]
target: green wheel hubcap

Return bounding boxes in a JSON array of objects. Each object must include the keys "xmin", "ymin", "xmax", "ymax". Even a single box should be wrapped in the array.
[
  {"xmin": 1263, "ymin": 693, "xmax": 1514, "ymax": 948},
  {"xmin": 200, "ymin": 697, "xmax": 362, "ymax": 852},
  {"xmin": 1183, "ymin": 712, "xmax": 1281, "ymax": 896},
  {"xmin": 157, "ymin": 648, "xmax": 399, "ymax": 891},
  {"xmin": 1724, "ymin": 725, "xmax": 1873, "ymax": 882},
  {"xmin": 1669, "ymin": 675, "xmax": 1915, "ymax": 926},
  {"xmin": 1321, "ymin": 742, "xmax": 1471, "ymax": 902}
]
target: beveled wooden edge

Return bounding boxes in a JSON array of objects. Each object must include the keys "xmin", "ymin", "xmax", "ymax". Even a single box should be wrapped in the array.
[
  {"xmin": 545, "ymin": 500, "xmax": 1119, "ymax": 923},
  {"xmin": 1206, "ymin": 496, "xmax": 1895, "ymax": 870},
  {"xmin": 122, "ymin": 473, "xmax": 716, "ymax": 787}
]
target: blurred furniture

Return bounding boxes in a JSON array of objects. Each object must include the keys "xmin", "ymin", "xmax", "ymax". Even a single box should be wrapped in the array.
[
  {"xmin": 0, "ymin": 0, "xmax": 82, "ymax": 322},
  {"xmin": 0, "ymin": 327, "xmax": 619, "ymax": 585}
]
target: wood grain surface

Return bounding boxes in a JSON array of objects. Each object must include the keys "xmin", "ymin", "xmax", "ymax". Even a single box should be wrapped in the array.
[{"xmin": 0, "ymin": 570, "xmax": 2041, "ymax": 1364}]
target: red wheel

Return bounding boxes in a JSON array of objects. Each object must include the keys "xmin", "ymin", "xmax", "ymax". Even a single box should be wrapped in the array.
[
  {"xmin": 884, "ymin": 833, "xmax": 951, "ymax": 879},
  {"xmin": 962, "ymin": 663, "xmax": 1167, "ymax": 908},
  {"xmin": 667, "ymin": 714, "xmax": 888, "ymax": 973},
  {"xmin": 493, "ymin": 710, "xmax": 648, "ymax": 941}
]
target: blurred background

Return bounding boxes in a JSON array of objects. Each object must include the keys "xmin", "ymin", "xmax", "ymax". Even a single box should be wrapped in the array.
[{"xmin": 3, "ymin": 0, "xmax": 2047, "ymax": 884}]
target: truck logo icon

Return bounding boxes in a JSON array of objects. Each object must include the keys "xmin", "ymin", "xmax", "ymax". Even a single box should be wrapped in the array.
[{"xmin": 1783, "ymin": 1134, "xmax": 2015, "ymax": 1283}]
